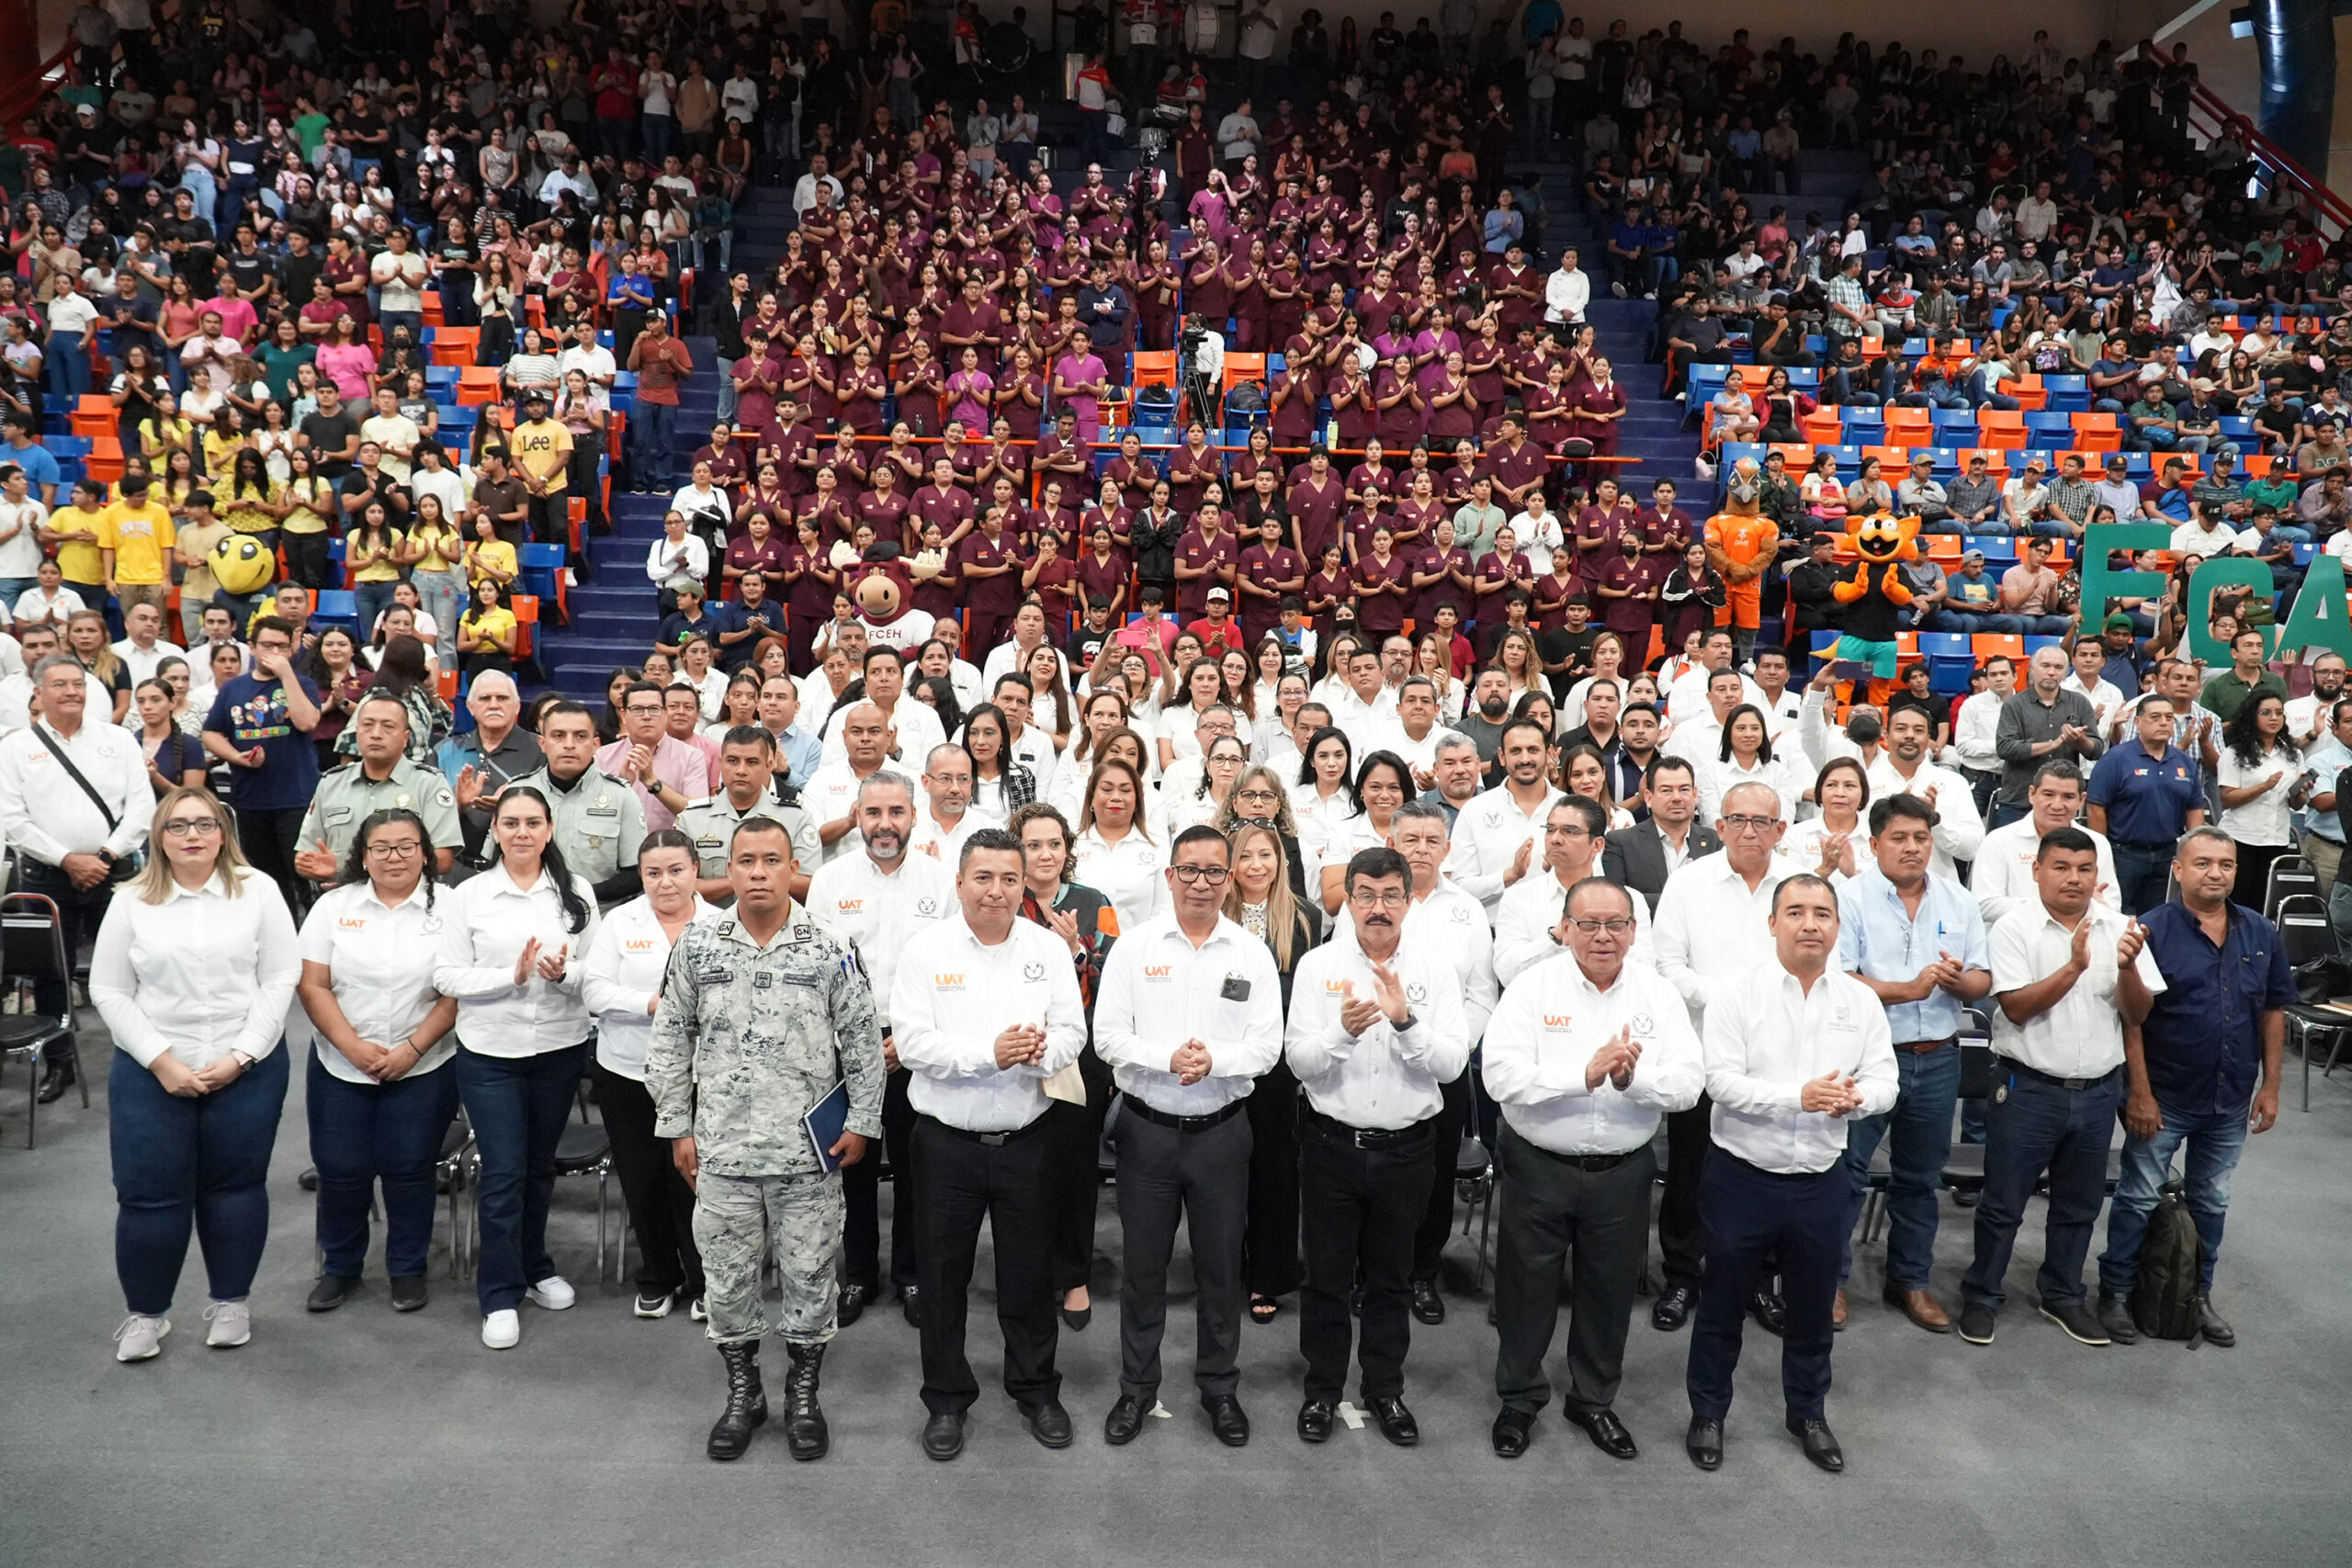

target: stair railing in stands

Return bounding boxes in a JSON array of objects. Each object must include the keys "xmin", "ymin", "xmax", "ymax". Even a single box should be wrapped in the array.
[
  {"xmin": 0, "ymin": 44, "xmax": 71, "ymax": 137},
  {"xmin": 2185, "ymin": 79, "xmax": 2352, "ymax": 241}
]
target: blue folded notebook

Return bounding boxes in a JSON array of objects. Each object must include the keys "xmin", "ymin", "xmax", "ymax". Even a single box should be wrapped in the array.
[{"xmin": 803, "ymin": 1080, "xmax": 852, "ymax": 1174}]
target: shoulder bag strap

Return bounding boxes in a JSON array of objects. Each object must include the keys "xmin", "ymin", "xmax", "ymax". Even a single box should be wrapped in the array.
[{"xmin": 34, "ymin": 722, "xmax": 121, "ymax": 833}]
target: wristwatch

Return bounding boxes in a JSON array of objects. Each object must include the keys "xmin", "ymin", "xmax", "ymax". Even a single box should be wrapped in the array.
[{"xmin": 1393, "ymin": 1010, "xmax": 1419, "ymax": 1033}]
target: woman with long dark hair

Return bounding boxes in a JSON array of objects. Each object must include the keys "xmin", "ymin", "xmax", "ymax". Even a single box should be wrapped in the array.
[
  {"xmin": 581, "ymin": 829, "xmax": 710, "ymax": 1321},
  {"xmin": 2217, "ymin": 690, "xmax": 2305, "ymax": 907},
  {"xmin": 431, "ymin": 785, "xmax": 600, "ymax": 1351},
  {"xmin": 296, "ymin": 807, "xmax": 462, "ymax": 1314}
]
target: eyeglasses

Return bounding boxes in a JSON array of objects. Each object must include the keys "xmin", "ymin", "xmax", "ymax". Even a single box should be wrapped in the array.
[
  {"xmin": 161, "ymin": 818, "xmax": 221, "ymax": 837},
  {"xmin": 1349, "ymin": 888, "xmax": 1410, "ymax": 909},
  {"xmin": 1170, "ymin": 864, "xmax": 1230, "ymax": 886},
  {"xmin": 1547, "ymin": 825, "xmax": 1591, "ymax": 838},
  {"xmin": 1721, "ymin": 814, "xmax": 1782, "ymax": 833},
  {"xmin": 1567, "ymin": 918, "xmax": 1636, "ymax": 934},
  {"xmin": 1236, "ymin": 787, "xmax": 1280, "ymax": 803},
  {"xmin": 366, "ymin": 840, "xmax": 424, "ymax": 859}
]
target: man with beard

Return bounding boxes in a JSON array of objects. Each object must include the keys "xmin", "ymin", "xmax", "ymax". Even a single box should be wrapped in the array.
[
  {"xmin": 1286, "ymin": 847, "xmax": 1471, "ymax": 1448},
  {"xmin": 1451, "ymin": 719, "xmax": 1565, "ymax": 914},
  {"xmin": 808, "ymin": 772, "xmax": 957, "ymax": 1325},
  {"xmin": 1453, "ymin": 667, "xmax": 1517, "ymax": 773}
]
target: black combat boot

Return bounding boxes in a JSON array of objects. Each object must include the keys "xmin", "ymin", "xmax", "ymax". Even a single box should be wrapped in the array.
[
  {"xmin": 782, "ymin": 1342, "xmax": 830, "ymax": 1461},
  {"xmin": 707, "ymin": 1341, "xmax": 767, "ymax": 1461}
]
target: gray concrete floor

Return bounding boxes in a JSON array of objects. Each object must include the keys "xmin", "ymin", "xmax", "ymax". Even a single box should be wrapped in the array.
[{"xmin": 4, "ymin": 1022, "xmax": 2350, "ymax": 1568}]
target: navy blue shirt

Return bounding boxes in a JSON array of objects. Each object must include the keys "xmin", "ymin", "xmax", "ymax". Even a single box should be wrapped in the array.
[
  {"xmin": 203, "ymin": 671, "xmax": 324, "ymax": 811},
  {"xmin": 715, "ymin": 599, "xmax": 786, "ymax": 671},
  {"xmin": 2139, "ymin": 900, "xmax": 2293, "ymax": 1113},
  {"xmin": 2087, "ymin": 738, "xmax": 2203, "ymax": 847}
]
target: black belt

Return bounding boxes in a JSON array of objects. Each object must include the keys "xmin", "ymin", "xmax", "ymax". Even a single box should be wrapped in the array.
[
  {"xmin": 1996, "ymin": 1056, "xmax": 2122, "ymax": 1093},
  {"xmin": 1520, "ymin": 1140, "xmax": 1637, "ymax": 1172},
  {"xmin": 1123, "ymin": 1097, "xmax": 1247, "ymax": 1134},
  {"xmin": 922, "ymin": 1113, "xmax": 1051, "ymax": 1147},
  {"xmin": 1894, "ymin": 1035, "xmax": 1957, "ymax": 1055},
  {"xmin": 1302, "ymin": 1105, "xmax": 1435, "ymax": 1150}
]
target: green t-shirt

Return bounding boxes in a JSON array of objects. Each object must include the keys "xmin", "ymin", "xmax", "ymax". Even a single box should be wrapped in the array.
[
  {"xmin": 293, "ymin": 112, "xmax": 332, "ymax": 158},
  {"xmin": 2242, "ymin": 475, "xmax": 2301, "ymax": 513}
]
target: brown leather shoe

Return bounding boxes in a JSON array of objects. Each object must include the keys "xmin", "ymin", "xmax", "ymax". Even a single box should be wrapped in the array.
[
  {"xmin": 1831, "ymin": 1289, "xmax": 1848, "ymax": 1330},
  {"xmin": 1883, "ymin": 1285, "xmax": 1952, "ymax": 1333}
]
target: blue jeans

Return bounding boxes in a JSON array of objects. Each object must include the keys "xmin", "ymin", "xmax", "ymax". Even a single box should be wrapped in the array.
[
  {"xmin": 1839, "ymin": 1042, "xmax": 1961, "ymax": 1291},
  {"xmin": 632, "ymin": 400, "xmax": 678, "ymax": 491},
  {"xmin": 48, "ymin": 333, "xmax": 91, "ymax": 402},
  {"xmin": 456, "ymin": 1040, "xmax": 591, "ymax": 1314},
  {"xmin": 411, "ymin": 567, "xmax": 462, "ymax": 664},
  {"xmin": 307, "ymin": 1050, "xmax": 462, "ymax": 1280},
  {"xmin": 0, "ymin": 575, "xmax": 34, "ymax": 611},
  {"xmin": 109, "ymin": 1043, "xmax": 290, "ymax": 1315},
  {"xmin": 355, "ymin": 580, "xmax": 399, "ymax": 642},
  {"xmin": 2097, "ymin": 1100, "xmax": 2249, "ymax": 1297},
  {"xmin": 1928, "ymin": 608, "xmax": 2023, "ymax": 634},
  {"xmin": 1961, "ymin": 1064, "xmax": 2124, "ymax": 1311},
  {"xmin": 2110, "ymin": 840, "xmax": 2177, "ymax": 917},
  {"xmin": 379, "ymin": 310, "xmax": 423, "ymax": 345}
]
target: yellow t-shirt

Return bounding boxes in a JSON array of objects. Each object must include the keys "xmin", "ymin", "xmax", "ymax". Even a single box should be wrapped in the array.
[
  {"xmin": 409, "ymin": 521, "xmax": 463, "ymax": 572},
  {"xmin": 96, "ymin": 501, "xmax": 176, "ymax": 584},
  {"xmin": 47, "ymin": 503, "xmax": 109, "ymax": 582},
  {"xmin": 461, "ymin": 605, "xmax": 518, "ymax": 652},
  {"xmin": 202, "ymin": 427, "xmax": 243, "ymax": 479},
  {"xmin": 349, "ymin": 527, "xmax": 407, "ymax": 583},
  {"xmin": 468, "ymin": 538, "xmax": 518, "ymax": 590},
  {"xmin": 220, "ymin": 479, "xmax": 280, "ymax": 536},
  {"xmin": 510, "ymin": 417, "xmax": 573, "ymax": 493},
  {"xmin": 278, "ymin": 478, "xmax": 334, "ymax": 536},
  {"xmin": 140, "ymin": 416, "xmax": 194, "ymax": 458}
]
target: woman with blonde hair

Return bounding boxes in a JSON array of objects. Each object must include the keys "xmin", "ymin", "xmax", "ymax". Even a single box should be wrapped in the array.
[
  {"xmin": 1491, "ymin": 627, "xmax": 1545, "ymax": 704},
  {"xmin": 94, "ymin": 786, "xmax": 300, "ymax": 1361},
  {"xmin": 1221, "ymin": 820, "xmax": 1321, "ymax": 1322}
]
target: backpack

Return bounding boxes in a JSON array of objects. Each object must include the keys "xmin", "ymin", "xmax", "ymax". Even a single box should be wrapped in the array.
[
  {"xmin": 1226, "ymin": 378, "xmax": 1267, "ymax": 415},
  {"xmin": 1133, "ymin": 383, "xmax": 1178, "ymax": 420},
  {"xmin": 2130, "ymin": 1180, "xmax": 2205, "ymax": 1343}
]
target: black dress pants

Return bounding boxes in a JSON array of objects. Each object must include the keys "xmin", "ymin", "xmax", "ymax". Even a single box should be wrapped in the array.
[
  {"xmin": 1658, "ymin": 1095, "xmax": 1713, "ymax": 1286},
  {"xmin": 1493, "ymin": 1130, "xmax": 1654, "ymax": 1416},
  {"xmin": 1297, "ymin": 1109, "xmax": 1433, "ymax": 1404},
  {"xmin": 1242, "ymin": 1059, "xmax": 1303, "ymax": 1298},
  {"xmin": 1411, "ymin": 1066, "xmax": 1476, "ymax": 1280},
  {"xmin": 589, "ymin": 1060, "xmax": 704, "ymax": 1301},
  {"xmin": 841, "ymin": 1064, "xmax": 917, "ymax": 1293},
  {"xmin": 913, "ymin": 1113, "xmax": 1060, "ymax": 1416}
]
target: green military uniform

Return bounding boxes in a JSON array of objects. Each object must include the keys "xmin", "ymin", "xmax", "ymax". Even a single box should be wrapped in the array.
[
  {"xmin": 299, "ymin": 758, "xmax": 463, "ymax": 863},
  {"xmin": 674, "ymin": 785, "xmax": 821, "ymax": 902},
  {"xmin": 645, "ymin": 907, "xmax": 887, "ymax": 1348},
  {"xmin": 511, "ymin": 765, "xmax": 647, "ymax": 893}
]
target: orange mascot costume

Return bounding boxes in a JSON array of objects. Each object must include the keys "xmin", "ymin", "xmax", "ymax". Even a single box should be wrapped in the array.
[
  {"xmin": 1826, "ymin": 511, "xmax": 1923, "ymax": 707},
  {"xmin": 1702, "ymin": 457, "xmax": 1779, "ymax": 663}
]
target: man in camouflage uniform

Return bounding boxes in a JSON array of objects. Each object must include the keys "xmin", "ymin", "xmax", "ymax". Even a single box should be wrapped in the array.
[{"xmin": 646, "ymin": 816, "xmax": 888, "ymax": 1462}]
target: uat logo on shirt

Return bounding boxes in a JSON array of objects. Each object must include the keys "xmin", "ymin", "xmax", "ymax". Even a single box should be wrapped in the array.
[
  {"xmin": 1143, "ymin": 964, "xmax": 1173, "ymax": 979},
  {"xmin": 338, "ymin": 917, "xmax": 368, "ymax": 931},
  {"xmin": 837, "ymin": 898, "xmax": 865, "ymax": 913},
  {"xmin": 1543, "ymin": 1014, "xmax": 1574, "ymax": 1029},
  {"xmin": 934, "ymin": 972, "xmax": 966, "ymax": 989},
  {"xmin": 625, "ymin": 939, "xmax": 658, "ymax": 953}
]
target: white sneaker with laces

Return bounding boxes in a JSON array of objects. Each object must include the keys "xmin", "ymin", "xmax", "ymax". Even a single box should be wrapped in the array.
[
  {"xmin": 203, "ymin": 1300, "xmax": 251, "ymax": 1348},
  {"xmin": 633, "ymin": 1290, "xmax": 675, "ymax": 1320},
  {"xmin": 527, "ymin": 1275, "xmax": 576, "ymax": 1311},
  {"xmin": 481, "ymin": 1308, "xmax": 522, "ymax": 1349},
  {"xmin": 114, "ymin": 1314, "xmax": 170, "ymax": 1362}
]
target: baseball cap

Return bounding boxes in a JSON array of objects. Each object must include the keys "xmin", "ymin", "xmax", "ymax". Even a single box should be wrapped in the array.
[
  {"xmin": 2102, "ymin": 613, "xmax": 2135, "ymax": 634},
  {"xmin": 1962, "ymin": 547, "xmax": 1985, "ymax": 564},
  {"xmin": 1205, "ymin": 586, "xmax": 1230, "ymax": 602},
  {"xmin": 2105, "ymin": 455, "xmax": 2129, "ymax": 469}
]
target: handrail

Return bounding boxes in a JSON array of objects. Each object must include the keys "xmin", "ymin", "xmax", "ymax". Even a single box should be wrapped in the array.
[
  {"xmin": 0, "ymin": 44, "xmax": 73, "ymax": 139},
  {"xmin": 2183, "ymin": 79, "xmax": 2352, "ymax": 240}
]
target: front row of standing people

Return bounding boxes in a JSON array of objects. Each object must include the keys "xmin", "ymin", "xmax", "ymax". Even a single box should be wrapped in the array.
[{"xmin": 89, "ymin": 765, "xmax": 2289, "ymax": 1474}]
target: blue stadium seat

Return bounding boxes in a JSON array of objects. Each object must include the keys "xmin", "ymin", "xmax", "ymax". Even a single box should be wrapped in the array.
[{"xmin": 2042, "ymin": 375, "xmax": 2089, "ymax": 412}]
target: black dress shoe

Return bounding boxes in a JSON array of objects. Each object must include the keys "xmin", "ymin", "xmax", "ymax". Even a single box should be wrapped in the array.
[
  {"xmin": 34, "ymin": 1058, "xmax": 75, "ymax": 1104},
  {"xmin": 1685, "ymin": 1415, "xmax": 1724, "ymax": 1472},
  {"xmin": 1749, "ymin": 1289, "xmax": 1788, "ymax": 1337},
  {"xmin": 837, "ymin": 1281, "xmax": 874, "ymax": 1326},
  {"xmin": 1021, "ymin": 1398, "xmax": 1074, "ymax": 1449},
  {"xmin": 1296, "ymin": 1397, "xmax": 1338, "ymax": 1444},
  {"xmin": 307, "ymin": 1274, "xmax": 359, "ymax": 1313},
  {"xmin": 389, "ymin": 1275, "xmax": 428, "ymax": 1313},
  {"xmin": 297, "ymin": 1166, "xmax": 320, "ymax": 1193},
  {"xmin": 921, "ymin": 1409, "xmax": 966, "ymax": 1461},
  {"xmin": 1564, "ymin": 1404, "xmax": 1639, "ymax": 1460},
  {"xmin": 1367, "ymin": 1394, "xmax": 1419, "ymax": 1447},
  {"xmin": 1103, "ymin": 1393, "xmax": 1148, "ymax": 1445},
  {"xmin": 1490, "ymin": 1407, "xmax": 1534, "ymax": 1459},
  {"xmin": 900, "ymin": 1284, "xmax": 922, "ymax": 1327},
  {"xmin": 1409, "ymin": 1277, "xmax": 1445, "ymax": 1325},
  {"xmin": 1786, "ymin": 1414, "xmax": 1844, "ymax": 1472},
  {"xmin": 1652, "ymin": 1281, "xmax": 1696, "ymax": 1331},
  {"xmin": 1203, "ymin": 1393, "xmax": 1250, "ymax": 1447},
  {"xmin": 1060, "ymin": 1299, "xmax": 1092, "ymax": 1331}
]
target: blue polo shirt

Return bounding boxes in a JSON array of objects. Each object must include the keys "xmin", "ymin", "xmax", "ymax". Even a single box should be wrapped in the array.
[
  {"xmin": 1836, "ymin": 864, "xmax": 1992, "ymax": 1044},
  {"xmin": 4, "ymin": 438, "xmax": 60, "ymax": 501},
  {"xmin": 2086, "ymin": 738, "xmax": 2202, "ymax": 848},
  {"xmin": 2140, "ymin": 900, "xmax": 2294, "ymax": 1113}
]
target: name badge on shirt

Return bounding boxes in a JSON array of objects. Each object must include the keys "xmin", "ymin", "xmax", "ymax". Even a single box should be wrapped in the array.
[
  {"xmin": 698, "ymin": 967, "xmax": 735, "ymax": 986},
  {"xmin": 1219, "ymin": 974, "xmax": 1251, "ymax": 1002}
]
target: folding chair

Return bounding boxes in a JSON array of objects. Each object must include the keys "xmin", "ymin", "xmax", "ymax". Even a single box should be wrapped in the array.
[
  {"xmin": 2275, "ymin": 894, "xmax": 2352, "ymax": 1110},
  {"xmin": 0, "ymin": 894, "xmax": 87, "ymax": 1148},
  {"xmin": 2263, "ymin": 855, "xmax": 2321, "ymax": 921}
]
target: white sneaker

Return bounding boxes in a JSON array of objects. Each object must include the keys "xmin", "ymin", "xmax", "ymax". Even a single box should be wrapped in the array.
[
  {"xmin": 113, "ymin": 1314, "xmax": 170, "ymax": 1362},
  {"xmin": 481, "ymin": 1308, "xmax": 521, "ymax": 1349},
  {"xmin": 527, "ymin": 1275, "xmax": 576, "ymax": 1311},
  {"xmin": 203, "ymin": 1300, "xmax": 251, "ymax": 1348}
]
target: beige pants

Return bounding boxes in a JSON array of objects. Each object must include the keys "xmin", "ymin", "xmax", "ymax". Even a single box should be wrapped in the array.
[
  {"xmin": 116, "ymin": 581, "xmax": 167, "ymax": 612},
  {"xmin": 2303, "ymin": 831, "xmax": 2341, "ymax": 893}
]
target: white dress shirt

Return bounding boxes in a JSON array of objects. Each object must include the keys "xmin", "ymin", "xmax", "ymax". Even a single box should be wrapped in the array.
[
  {"xmin": 579, "ymin": 894, "xmax": 716, "ymax": 1079},
  {"xmin": 1954, "ymin": 689, "xmax": 2006, "ymax": 774},
  {"xmin": 430, "ymin": 864, "xmax": 602, "ymax": 1055},
  {"xmin": 1483, "ymin": 954, "xmax": 1703, "ymax": 1155},
  {"xmin": 979, "ymin": 637, "xmax": 1068, "ymax": 693},
  {"xmin": 91, "ymin": 868, "xmax": 299, "ymax": 1071},
  {"xmin": 1071, "ymin": 822, "xmax": 1172, "ymax": 932},
  {"xmin": 1866, "ymin": 753, "xmax": 1986, "ymax": 878},
  {"xmin": 889, "ymin": 916, "xmax": 1088, "ymax": 1131},
  {"xmin": 0, "ymin": 716, "xmax": 153, "ymax": 863},
  {"xmin": 1702, "ymin": 962, "xmax": 1899, "ymax": 1174},
  {"xmin": 1653, "ymin": 852, "xmax": 1792, "ymax": 1025},
  {"xmin": 1339, "ymin": 878, "xmax": 1501, "ymax": 1040},
  {"xmin": 1284, "ymin": 927, "xmax": 1472, "ymax": 1130},
  {"xmin": 646, "ymin": 532, "xmax": 712, "ymax": 592},
  {"xmin": 819, "ymin": 692, "xmax": 947, "ymax": 769},
  {"xmin": 1700, "ymin": 750, "xmax": 1801, "ymax": 825},
  {"xmin": 298, "ymin": 880, "xmax": 457, "ymax": 1085},
  {"xmin": 1326, "ymin": 684, "xmax": 1399, "ymax": 755},
  {"xmin": 1493, "ymin": 867, "xmax": 1655, "ymax": 986},
  {"xmin": 1289, "ymin": 783, "xmax": 1361, "ymax": 886},
  {"xmin": 1449, "ymin": 782, "xmax": 1565, "ymax": 909},
  {"xmin": 1986, "ymin": 900, "xmax": 2165, "ymax": 1079},
  {"xmin": 805, "ymin": 847, "xmax": 957, "ymax": 1026},
  {"xmin": 907, "ymin": 805, "xmax": 983, "ymax": 864},
  {"xmin": 111, "ymin": 636, "xmax": 186, "ymax": 685},
  {"xmin": 1665, "ymin": 668, "xmax": 1767, "ymax": 727},
  {"xmin": 1972, "ymin": 816, "xmax": 2120, "ymax": 929},
  {"xmin": 799, "ymin": 761, "xmax": 916, "ymax": 863},
  {"xmin": 1093, "ymin": 912, "xmax": 1284, "ymax": 1113}
]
